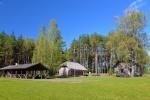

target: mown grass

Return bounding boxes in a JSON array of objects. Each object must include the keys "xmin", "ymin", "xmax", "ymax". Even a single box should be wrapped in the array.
[
  {"xmin": 0, "ymin": 77, "xmax": 150, "ymax": 100},
  {"xmin": 145, "ymin": 70, "xmax": 150, "ymax": 74}
]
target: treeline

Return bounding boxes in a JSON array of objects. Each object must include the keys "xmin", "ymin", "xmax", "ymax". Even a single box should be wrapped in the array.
[
  {"xmin": 66, "ymin": 33, "xmax": 107, "ymax": 73},
  {"xmin": 0, "ymin": 32, "xmax": 34, "ymax": 67},
  {"xmin": 66, "ymin": 9, "xmax": 149, "ymax": 74},
  {"xmin": 0, "ymin": 9, "xmax": 149, "ymax": 74}
]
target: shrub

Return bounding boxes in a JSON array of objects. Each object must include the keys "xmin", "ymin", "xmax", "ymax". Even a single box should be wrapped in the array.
[
  {"xmin": 108, "ymin": 68, "xmax": 113, "ymax": 76},
  {"xmin": 48, "ymin": 67, "xmax": 57, "ymax": 76}
]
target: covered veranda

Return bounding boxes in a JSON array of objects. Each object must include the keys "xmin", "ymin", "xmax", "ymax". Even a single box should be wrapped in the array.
[{"xmin": 0, "ymin": 63, "xmax": 49, "ymax": 79}]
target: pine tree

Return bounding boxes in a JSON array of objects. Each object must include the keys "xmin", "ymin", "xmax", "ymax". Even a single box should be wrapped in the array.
[
  {"xmin": 79, "ymin": 34, "xmax": 90, "ymax": 68},
  {"xmin": 0, "ymin": 32, "xmax": 8, "ymax": 67},
  {"xmin": 67, "ymin": 39, "xmax": 80, "ymax": 62},
  {"xmin": 4, "ymin": 33, "xmax": 16, "ymax": 65},
  {"xmin": 23, "ymin": 37, "xmax": 34, "ymax": 63},
  {"xmin": 90, "ymin": 32, "xmax": 103, "ymax": 74},
  {"xmin": 16, "ymin": 35, "xmax": 24, "ymax": 64}
]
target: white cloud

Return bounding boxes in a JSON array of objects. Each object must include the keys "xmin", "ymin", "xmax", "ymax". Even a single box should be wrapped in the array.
[
  {"xmin": 125, "ymin": 0, "xmax": 145, "ymax": 12},
  {"xmin": 129, "ymin": 0, "xmax": 145, "ymax": 9}
]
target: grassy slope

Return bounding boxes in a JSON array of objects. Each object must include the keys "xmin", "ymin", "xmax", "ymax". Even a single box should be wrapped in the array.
[{"xmin": 0, "ymin": 77, "xmax": 150, "ymax": 100}]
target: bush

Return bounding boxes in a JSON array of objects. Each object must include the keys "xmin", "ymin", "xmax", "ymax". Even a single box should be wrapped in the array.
[
  {"xmin": 48, "ymin": 67, "xmax": 57, "ymax": 76},
  {"xmin": 108, "ymin": 68, "xmax": 113, "ymax": 76}
]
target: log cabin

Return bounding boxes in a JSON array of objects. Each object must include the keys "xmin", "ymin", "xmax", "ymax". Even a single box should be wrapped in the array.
[
  {"xmin": 59, "ymin": 61, "xmax": 87, "ymax": 77},
  {"xmin": 0, "ymin": 63, "xmax": 49, "ymax": 79}
]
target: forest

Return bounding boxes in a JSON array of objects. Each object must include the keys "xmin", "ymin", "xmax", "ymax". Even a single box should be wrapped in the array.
[{"xmin": 0, "ymin": 9, "xmax": 149, "ymax": 75}]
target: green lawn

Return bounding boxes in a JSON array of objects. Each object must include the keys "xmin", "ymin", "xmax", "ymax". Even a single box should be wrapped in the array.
[{"xmin": 0, "ymin": 77, "xmax": 150, "ymax": 100}]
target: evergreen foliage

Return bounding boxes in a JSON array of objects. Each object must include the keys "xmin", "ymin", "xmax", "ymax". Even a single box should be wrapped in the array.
[{"xmin": 0, "ymin": 32, "xmax": 34, "ymax": 67}]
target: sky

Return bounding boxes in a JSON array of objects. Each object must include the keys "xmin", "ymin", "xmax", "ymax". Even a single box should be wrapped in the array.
[{"xmin": 0, "ymin": 0, "xmax": 150, "ymax": 48}]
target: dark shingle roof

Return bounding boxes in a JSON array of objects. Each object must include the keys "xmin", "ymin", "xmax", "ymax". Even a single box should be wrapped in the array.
[{"xmin": 0, "ymin": 63, "xmax": 45, "ymax": 70}]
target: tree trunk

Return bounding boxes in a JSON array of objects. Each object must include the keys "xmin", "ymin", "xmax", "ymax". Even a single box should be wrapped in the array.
[
  {"xmin": 131, "ymin": 65, "xmax": 135, "ymax": 77},
  {"xmin": 95, "ymin": 51, "xmax": 98, "ymax": 75}
]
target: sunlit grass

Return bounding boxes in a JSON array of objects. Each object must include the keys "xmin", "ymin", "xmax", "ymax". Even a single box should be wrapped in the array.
[{"xmin": 0, "ymin": 77, "xmax": 150, "ymax": 100}]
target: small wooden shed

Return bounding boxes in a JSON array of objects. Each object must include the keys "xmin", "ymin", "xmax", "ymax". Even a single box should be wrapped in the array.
[
  {"xmin": 114, "ymin": 63, "xmax": 131, "ymax": 77},
  {"xmin": 59, "ymin": 61, "xmax": 87, "ymax": 76},
  {"xmin": 114, "ymin": 63, "xmax": 142, "ymax": 77},
  {"xmin": 0, "ymin": 63, "xmax": 49, "ymax": 79}
]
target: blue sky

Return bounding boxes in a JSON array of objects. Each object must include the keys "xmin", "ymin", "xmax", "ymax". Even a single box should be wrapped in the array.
[{"xmin": 0, "ymin": 0, "xmax": 150, "ymax": 48}]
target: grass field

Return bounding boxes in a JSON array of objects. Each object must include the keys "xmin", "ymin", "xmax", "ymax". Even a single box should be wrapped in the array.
[{"xmin": 0, "ymin": 77, "xmax": 150, "ymax": 100}]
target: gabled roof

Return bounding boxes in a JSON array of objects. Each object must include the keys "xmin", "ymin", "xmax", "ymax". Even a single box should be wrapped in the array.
[
  {"xmin": 60, "ymin": 61, "xmax": 87, "ymax": 71},
  {"xmin": 0, "ymin": 63, "xmax": 48, "ymax": 70}
]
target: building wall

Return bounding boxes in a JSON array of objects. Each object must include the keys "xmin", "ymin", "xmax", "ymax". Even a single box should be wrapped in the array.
[
  {"xmin": 59, "ymin": 67, "xmax": 69, "ymax": 76},
  {"xmin": 59, "ymin": 67, "xmax": 85, "ymax": 76}
]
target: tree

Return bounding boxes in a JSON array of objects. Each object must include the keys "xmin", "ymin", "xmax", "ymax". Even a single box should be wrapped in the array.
[
  {"xmin": 32, "ymin": 26, "xmax": 48, "ymax": 66},
  {"xmin": 79, "ymin": 34, "xmax": 90, "ymax": 68},
  {"xmin": 32, "ymin": 20, "xmax": 65, "ymax": 75},
  {"xmin": 67, "ymin": 33, "xmax": 105, "ymax": 74},
  {"xmin": 106, "ymin": 31, "xmax": 123, "ymax": 68},
  {"xmin": 0, "ymin": 32, "xmax": 35, "ymax": 67},
  {"xmin": 0, "ymin": 32, "xmax": 8, "ymax": 67},
  {"xmin": 4, "ymin": 33, "xmax": 16, "ymax": 65},
  {"xmin": 106, "ymin": 9, "xmax": 149, "ymax": 76},
  {"xmin": 47, "ymin": 20, "xmax": 65, "ymax": 71},
  {"xmin": 90, "ymin": 32, "xmax": 103, "ymax": 74},
  {"xmin": 16, "ymin": 35, "xmax": 24, "ymax": 64},
  {"xmin": 23, "ymin": 37, "xmax": 34, "ymax": 63},
  {"xmin": 67, "ymin": 39, "xmax": 80, "ymax": 62},
  {"xmin": 119, "ymin": 9, "xmax": 148, "ymax": 75}
]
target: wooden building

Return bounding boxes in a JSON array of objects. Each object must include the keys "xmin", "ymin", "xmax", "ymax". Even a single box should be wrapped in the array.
[
  {"xmin": 114, "ymin": 63, "xmax": 142, "ymax": 77},
  {"xmin": 0, "ymin": 63, "xmax": 49, "ymax": 79},
  {"xmin": 59, "ymin": 61, "xmax": 87, "ymax": 76}
]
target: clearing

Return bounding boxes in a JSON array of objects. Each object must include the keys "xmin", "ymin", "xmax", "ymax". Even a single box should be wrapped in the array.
[{"xmin": 0, "ymin": 77, "xmax": 150, "ymax": 100}]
